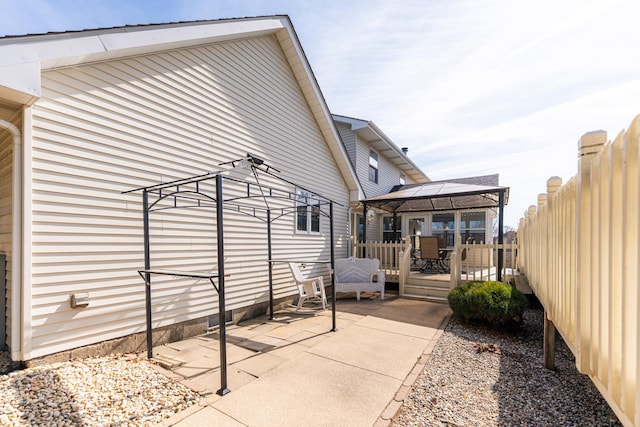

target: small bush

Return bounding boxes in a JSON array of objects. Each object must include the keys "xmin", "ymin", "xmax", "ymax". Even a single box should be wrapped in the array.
[{"xmin": 448, "ymin": 280, "xmax": 528, "ymax": 327}]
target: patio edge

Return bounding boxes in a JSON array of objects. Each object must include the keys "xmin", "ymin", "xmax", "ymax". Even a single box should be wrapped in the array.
[{"xmin": 377, "ymin": 313, "xmax": 452, "ymax": 426}]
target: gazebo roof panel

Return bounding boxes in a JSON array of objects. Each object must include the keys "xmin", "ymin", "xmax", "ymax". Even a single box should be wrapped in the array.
[{"xmin": 362, "ymin": 181, "xmax": 509, "ymax": 213}]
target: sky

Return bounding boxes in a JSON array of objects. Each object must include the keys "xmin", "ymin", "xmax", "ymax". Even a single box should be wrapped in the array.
[{"xmin": 1, "ymin": 0, "xmax": 639, "ymax": 227}]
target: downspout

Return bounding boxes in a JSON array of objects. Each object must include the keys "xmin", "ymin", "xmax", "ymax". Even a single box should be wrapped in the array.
[
  {"xmin": 21, "ymin": 107, "xmax": 33, "ymax": 360},
  {"xmin": 497, "ymin": 190, "xmax": 505, "ymax": 282},
  {"xmin": 0, "ymin": 118, "xmax": 23, "ymax": 361}
]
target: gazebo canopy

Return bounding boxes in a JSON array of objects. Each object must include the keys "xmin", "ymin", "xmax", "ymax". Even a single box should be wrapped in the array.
[
  {"xmin": 362, "ymin": 181, "xmax": 510, "ymax": 213},
  {"xmin": 360, "ymin": 176, "xmax": 510, "ymax": 282}
]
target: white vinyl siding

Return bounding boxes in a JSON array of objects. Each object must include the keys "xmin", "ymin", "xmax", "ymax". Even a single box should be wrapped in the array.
[
  {"xmin": 364, "ymin": 213, "xmax": 382, "ymax": 242},
  {"xmin": 28, "ymin": 35, "xmax": 350, "ymax": 357},
  {"xmin": 357, "ymin": 137, "xmax": 376, "ymax": 197},
  {"xmin": 334, "ymin": 121, "xmax": 356, "ymax": 168},
  {"xmin": 353, "ymin": 135, "xmax": 404, "ymax": 241},
  {"xmin": 0, "ymin": 123, "xmax": 14, "ymax": 350},
  {"xmin": 376, "ymin": 153, "xmax": 400, "ymax": 193},
  {"xmin": 355, "ymin": 136, "xmax": 400, "ymax": 197}
]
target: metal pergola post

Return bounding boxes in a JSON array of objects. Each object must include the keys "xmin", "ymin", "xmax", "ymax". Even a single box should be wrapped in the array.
[
  {"xmin": 127, "ymin": 156, "xmax": 345, "ymax": 398},
  {"xmin": 361, "ymin": 202, "xmax": 367, "ymax": 258},
  {"xmin": 392, "ymin": 211, "xmax": 398, "ymax": 243},
  {"xmin": 143, "ymin": 189, "xmax": 153, "ymax": 358},
  {"xmin": 497, "ymin": 190, "xmax": 505, "ymax": 282},
  {"xmin": 330, "ymin": 201, "xmax": 337, "ymax": 332},
  {"xmin": 215, "ymin": 174, "xmax": 230, "ymax": 396},
  {"xmin": 267, "ymin": 209, "xmax": 274, "ymax": 320}
]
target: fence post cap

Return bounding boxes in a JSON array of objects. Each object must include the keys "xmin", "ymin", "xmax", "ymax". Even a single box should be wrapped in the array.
[
  {"xmin": 547, "ymin": 176, "xmax": 563, "ymax": 193},
  {"xmin": 537, "ymin": 193, "xmax": 548, "ymax": 206},
  {"xmin": 578, "ymin": 130, "xmax": 607, "ymax": 157}
]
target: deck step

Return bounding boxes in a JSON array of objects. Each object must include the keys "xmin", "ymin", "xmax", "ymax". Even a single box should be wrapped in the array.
[
  {"xmin": 406, "ymin": 275, "xmax": 451, "ymax": 287},
  {"xmin": 403, "ymin": 283, "xmax": 450, "ymax": 300},
  {"xmin": 401, "ymin": 293, "xmax": 449, "ymax": 304}
]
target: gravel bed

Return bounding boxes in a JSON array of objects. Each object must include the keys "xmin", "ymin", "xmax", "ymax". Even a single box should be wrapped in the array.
[
  {"xmin": 392, "ymin": 308, "xmax": 622, "ymax": 426},
  {"xmin": 0, "ymin": 308, "xmax": 623, "ymax": 426},
  {"xmin": 0, "ymin": 352, "xmax": 201, "ymax": 426},
  {"xmin": 0, "ymin": 350, "xmax": 11, "ymax": 375}
]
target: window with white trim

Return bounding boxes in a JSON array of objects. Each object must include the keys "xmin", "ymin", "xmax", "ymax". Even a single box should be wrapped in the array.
[
  {"xmin": 369, "ymin": 150, "xmax": 379, "ymax": 183},
  {"xmin": 382, "ymin": 216, "xmax": 401, "ymax": 242},
  {"xmin": 460, "ymin": 211, "xmax": 486, "ymax": 243},
  {"xmin": 431, "ymin": 212, "xmax": 455, "ymax": 246},
  {"xmin": 296, "ymin": 190, "xmax": 320, "ymax": 233}
]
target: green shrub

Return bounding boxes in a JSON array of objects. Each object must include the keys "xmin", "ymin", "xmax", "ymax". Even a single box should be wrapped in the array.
[{"xmin": 448, "ymin": 280, "xmax": 528, "ymax": 327}]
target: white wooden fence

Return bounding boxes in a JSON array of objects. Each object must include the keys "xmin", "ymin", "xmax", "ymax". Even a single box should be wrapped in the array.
[{"xmin": 518, "ymin": 116, "xmax": 640, "ymax": 427}]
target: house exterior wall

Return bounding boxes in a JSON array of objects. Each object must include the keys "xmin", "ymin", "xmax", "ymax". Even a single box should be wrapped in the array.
[
  {"xmin": 356, "ymin": 136, "xmax": 415, "ymax": 242},
  {"xmin": 335, "ymin": 121, "xmax": 416, "ymax": 200},
  {"xmin": 334, "ymin": 121, "xmax": 356, "ymax": 169},
  {"xmin": 335, "ymin": 120, "xmax": 423, "ymax": 244},
  {"xmin": 27, "ymin": 34, "xmax": 350, "ymax": 358},
  {"xmin": 355, "ymin": 136, "xmax": 390, "ymax": 197},
  {"xmin": 0, "ymin": 122, "xmax": 14, "ymax": 350},
  {"xmin": 0, "ymin": 111, "xmax": 21, "ymax": 352}
]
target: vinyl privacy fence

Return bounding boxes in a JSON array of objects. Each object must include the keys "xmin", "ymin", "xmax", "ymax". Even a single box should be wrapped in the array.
[{"xmin": 518, "ymin": 116, "xmax": 640, "ymax": 427}]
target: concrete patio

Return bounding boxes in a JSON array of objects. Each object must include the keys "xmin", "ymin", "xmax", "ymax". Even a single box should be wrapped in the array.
[{"xmin": 153, "ymin": 293, "xmax": 452, "ymax": 427}]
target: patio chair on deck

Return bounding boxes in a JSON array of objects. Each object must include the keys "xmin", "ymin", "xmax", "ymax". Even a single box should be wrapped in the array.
[
  {"xmin": 437, "ymin": 237, "xmax": 452, "ymax": 271},
  {"xmin": 418, "ymin": 236, "xmax": 442, "ymax": 273},
  {"xmin": 288, "ymin": 262, "xmax": 327, "ymax": 311}
]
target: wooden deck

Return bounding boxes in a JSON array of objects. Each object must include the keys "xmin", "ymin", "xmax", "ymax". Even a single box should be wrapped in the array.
[{"xmin": 388, "ymin": 268, "xmax": 532, "ymax": 304}]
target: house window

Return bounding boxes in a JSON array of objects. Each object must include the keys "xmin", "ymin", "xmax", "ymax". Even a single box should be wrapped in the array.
[
  {"xmin": 382, "ymin": 216, "xmax": 401, "ymax": 242},
  {"xmin": 355, "ymin": 214, "xmax": 365, "ymax": 242},
  {"xmin": 296, "ymin": 190, "xmax": 320, "ymax": 233},
  {"xmin": 399, "ymin": 174, "xmax": 406, "ymax": 185},
  {"xmin": 369, "ymin": 150, "xmax": 379, "ymax": 183},
  {"xmin": 431, "ymin": 213, "xmax": 455, "ymax": 247},
  {"xmin": 460, "ymin": 211, "xmax": 486, "ymax": 243}
]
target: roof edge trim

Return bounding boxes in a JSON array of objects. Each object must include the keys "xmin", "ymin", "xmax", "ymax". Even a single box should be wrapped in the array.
[{"xmin": 0, "ymin": 17, "xmax": 289, "ymax": 70}]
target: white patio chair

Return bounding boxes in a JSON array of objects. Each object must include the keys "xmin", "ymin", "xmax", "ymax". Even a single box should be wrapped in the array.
[{"xmin": 288, "ymin": 262, "xmax": 327, "ymax": 311}]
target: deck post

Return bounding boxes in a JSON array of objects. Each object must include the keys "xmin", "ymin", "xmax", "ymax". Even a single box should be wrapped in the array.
[
  {"xmin": 451, "ymin": 233, "xmax": 462, "ymax": 288},
  {"xmin": 544, "ymin": 309, "xmax": 556, "ymax": 370}
]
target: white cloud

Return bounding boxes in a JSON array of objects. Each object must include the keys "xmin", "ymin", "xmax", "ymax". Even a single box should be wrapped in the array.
[{"xmin": 294, "ymin": 0, "xmax": 640, "ymax": 226}]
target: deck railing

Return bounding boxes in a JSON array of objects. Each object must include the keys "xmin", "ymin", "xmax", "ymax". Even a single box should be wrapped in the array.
[
  {"xmin": 353, "ymin": 237, "xmax": 519, "ymax": 288},
  {"xmin": 454, "ymin": 240, "xmax": 519, "ymax": 284},
  {"xmin": 353, "ymin": 238, "xmax": 410, "ymax": 279},
  {"xmin": 518, "ymin": 116, "xmax": 639, "ymax": 427}
]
